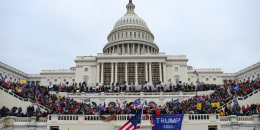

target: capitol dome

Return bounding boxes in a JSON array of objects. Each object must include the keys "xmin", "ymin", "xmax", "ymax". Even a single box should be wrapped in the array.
[{"xmin": 103, "ymin": 0, "xmax": 159, "ymax": 55}]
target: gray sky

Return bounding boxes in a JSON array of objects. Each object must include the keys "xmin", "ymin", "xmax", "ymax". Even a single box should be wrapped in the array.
[{"xmin": 0, "ymin": 0, "xmax": 259, "ymax": 74}]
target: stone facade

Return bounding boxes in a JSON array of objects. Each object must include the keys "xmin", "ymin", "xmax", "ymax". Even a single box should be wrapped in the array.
[
  {"xmin": 40, "ymin": 0, "xmax": 224, "ymax": 87},
  {"xmin": 0, "ymin": 62, "xmax": 40, "ymax": 84},
  {"xmin": 1, "ymin": 1, "xmax": 259, "ymax": 87},
  {"xmin": 223, "ymin": 62, "xmax": 260, "ymax": 84}
]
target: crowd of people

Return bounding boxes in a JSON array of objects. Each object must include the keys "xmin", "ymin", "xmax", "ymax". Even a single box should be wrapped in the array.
[
  {"xmin": 0, "ymin": 78, "xmax": 259, "ymax": 119},
  {"xmin": 48, "ymin": 82, "xmax": 216, "ymax": 93}
]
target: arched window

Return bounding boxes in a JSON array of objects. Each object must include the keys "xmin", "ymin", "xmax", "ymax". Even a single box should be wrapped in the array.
[{"xmin": 108, "ymin": 102, "xmax": 116, "ymax": 107}]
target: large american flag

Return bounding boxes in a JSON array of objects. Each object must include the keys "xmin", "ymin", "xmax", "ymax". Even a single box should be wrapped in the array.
[{"xmin": 118, "ymin": 108, "xmax": 143, "ymax": 130}]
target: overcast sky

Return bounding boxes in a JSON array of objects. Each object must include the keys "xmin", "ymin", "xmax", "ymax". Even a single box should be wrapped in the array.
[{"xmin": 0, "ymin": 0, "xmax": 259, "ymax": 74}]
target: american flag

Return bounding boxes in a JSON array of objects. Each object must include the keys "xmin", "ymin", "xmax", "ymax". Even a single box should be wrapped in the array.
[{"xmin": 119, "ymin": 108, "xmax": 143, "ymax": 130}]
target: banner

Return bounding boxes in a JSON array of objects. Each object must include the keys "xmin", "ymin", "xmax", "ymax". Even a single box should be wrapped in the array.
[
  {"xmin": 20, "ymin": 80, "xmax": 26, "ymax": 84},
  {"xmin": 85, "ymin": 93, "xmax": 99, "ymax": 96},
  {"xmin": 152, "ymin": 114, "xmax": 183, "ymax": 130},
  {"xmin": 197, "ymin": 103, "xmax": 201, "ymax": 110},
  {"xmin": 211, "ymin": 102, "xmax": 220, "ymax": 108}
]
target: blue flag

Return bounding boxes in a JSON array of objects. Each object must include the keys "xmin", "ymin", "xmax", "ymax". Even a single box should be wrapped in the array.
[
  {"xmin": 36, "ymin": 90, "xmax": 40, "ymax": 96},
  {"xmin": 29, "ymin": 87, "xmax": 34, "ymax": 91},
  {"xmin": 234, "ymin": 85, "xmax": 239, "ymax": 91},
  {"xmin": 134, "ymin": 98, "xmax": 141, "ymax": 106},
  {"xmin": 152, "ymin": 114, "xmax": 183, "ymax": 130},
  {"xmin": 173, "ymin": 99, "xmax": 179, "ymax": 105},
  {"xmin": 123, "ymin": 101, "xmax": 127, "ymax": 104},
  {"xmin": 234, "ymin": 99, "xmax": 238, "ymax": 106},
  {"xmin": 98, "ymin": 104, "xmax": 102, "ymax": 110},
  {"xmin": 144, "ymin": 100, "xmax": 147, "ymax": 105}
]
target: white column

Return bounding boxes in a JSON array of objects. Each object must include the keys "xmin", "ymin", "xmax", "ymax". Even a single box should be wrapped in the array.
[
  {"xmin": 128, "ymin": 43, "xmax": 130, "ymax": 55},
  {"xmin": 137, "ymin": 44, "xmax": 140, "ymax": 54},
  {"xmin": 101, "ymin": 63, "xmax": 104, "ymax": 84},
  {"xmin": 159, "ymin": 62, "xmax": 162, "ymax": 83},
  {"xmin": 111, "ymin": 63, "xmax": 114, "ymax": 85},
  {"xmin": 122, "ymin": 44, "xmax": 125, "ymax": 54},
  {"xmin": 125, "ymin": 62, "xmax": 128, "ymax": 84},
  {"xmin": 133, "ymin": 43, "xmax": 135, "ymax": 54},
  {"xmin": 117, "ymin": 45, "xmax": 120, "ymax": 54},
  {"xmin": 135, "ymin": 62, "xmax": 138, "ymax": 85},
  {"xmin": 115, "ymin": 62, "xmax": 118, "ymax": 84},
  {"xmin": 149, "ymin": 62, "xmax": 152, "ymax": 84},
  {"xmin": 96, "ymin": 63, "xmax": 100, "ymax": 84},
  {"xmin": 145, "ymin": 62, "xmax": 148, "ymax": 82},
  {"xmin": 113, "ymin": 46, "xmax": 115, "ymax": 54},
  {"xmin": 163, "ymin": 63, "xmax": 166, "ymax": 84}
]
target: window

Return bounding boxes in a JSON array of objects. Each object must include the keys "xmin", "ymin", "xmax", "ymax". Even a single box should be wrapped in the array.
[
  {"xmin": 130, "ymin": 32, "xmax": 132, "ymax": 38},
  {"xmin": 206, "ymin": 78, "xmax": 208, "ymax": 81},
  {"xmin": 85, "ymin": 68, "xmax": 88, "ymax": 71},
  {"xmin": 47, "ymin": 79, "xmax": 50, "ymax": 82},
  {"xmin": 134, "ymin": 32, "xmax": 136, "ymax": 38},
  {"xmin": 54, "ymin": 79, "xmax": 57, "ymax": 82},
  {"xmin": 175, "ymin": 67, "xmax": 178, "ymax": 71},
  {"xmin": 63, "ymin": 79, "xmax": 66, "ymax": 82},
  {"xmin": 72, "ymin": 79, "xmax": 75, "ymax": 82},
  {"xmin": 188, "ymin": 78, "xmax": 190, "ymax": 81},
  {"xmin": 213, "ymin": 78, "xmax": 216, "ymax": 81}
]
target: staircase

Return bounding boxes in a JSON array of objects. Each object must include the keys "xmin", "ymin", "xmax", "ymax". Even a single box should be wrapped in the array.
[
  {"xmin": 237, "ymin": 89, "xmax": 260, "ymax": 106},
  {"xmin": 0, "ymin": 86, "xmax": 49, "ymax": 113},
  {"xmin": 218, "ymin": 88, "xmax": 260, "ymax": 110}
]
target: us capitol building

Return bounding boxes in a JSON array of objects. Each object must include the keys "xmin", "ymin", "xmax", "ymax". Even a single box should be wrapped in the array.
[{"xmin": 0, "ymin": 0, "xmax": 259, "ymax": 87}]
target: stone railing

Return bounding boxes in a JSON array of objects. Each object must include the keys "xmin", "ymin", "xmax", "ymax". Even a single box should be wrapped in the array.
[
  {"xmin": 0, "ymin": 117, "xmax": 5, "ymax": 129},
  {"xmin": 0, "ymin": 86, "xmax": 50, "ymax": 112},
  {"xmin": 15, "ymin": 117, "xmax": 31, "ymax": 122},
  {"xmin": 41, "ymin": 69, "xmax": 75, "ymax": 73},
  {"xmin": 1, "ymin": 116, "xmax": 47, "ymax": 129},
  {"xmin": 48, "ymin": 114, "xmax": 219, "ymax": 122},
  {"xmin": 49, "ymin": 91, "xmax": 214, "ymax": 97},
  {"xmin": 220, "ymin": 115, "xmax": 259, "ymax": 122},
  {"xmin": 2, "ymin": 115, "xmax": 259, "ymax": 123},
  {"xmin": 1, "ymin": 115, "xmax": 259, "ymax": 130}
]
